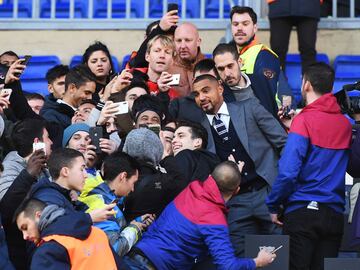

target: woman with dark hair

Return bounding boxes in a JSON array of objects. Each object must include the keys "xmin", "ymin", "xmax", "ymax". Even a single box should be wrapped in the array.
[{"xmin": 82, "ymin": 41, "xmax": 115, "ymax": 100}]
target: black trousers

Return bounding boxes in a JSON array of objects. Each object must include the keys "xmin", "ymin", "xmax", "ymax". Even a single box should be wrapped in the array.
[
  {"xmin": 283, "ymin": 205, "xmax": 344, "ymax": 270},
  {"xmin": 270, "ymin": 16, "xmax": 318, "ymax": 73}
]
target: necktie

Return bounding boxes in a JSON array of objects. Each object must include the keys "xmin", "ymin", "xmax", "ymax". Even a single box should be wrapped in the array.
[{"xmin": 213, "ymin": 114, "xmax": 229, "ymax": 141}]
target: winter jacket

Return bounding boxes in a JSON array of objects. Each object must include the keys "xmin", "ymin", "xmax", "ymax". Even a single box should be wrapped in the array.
[
  {"xmin": 31, "ymin": 207, "xmax": 123, "ymax": 270},
  {"xmin": 174, "ymin": 149, "xmax": 221, "ymax": 184},
  {"xmin": 78, "ymin": 173, "xmax": 142, "ymax": 256},
  {"xmin": 268, "ymin": 0, "xmax": 321, "ymax": 19},
  {"xmin": 40, "ymin": 99, "xmax": 74, "ymax": 129},
  {"xmin": 267, "ymin": 93, "xmax": 352, "ymax": 214},
  {"xmin": 136, "ymin": 176, "xmax": 256, "ymax": 270},
  {"xmin": 0, "ymin": 151, "xmax": 26, "ymax": 201},
  {"xmin": 0, "ymin": 169, "xmax": 39, "ymax": 270},
  {"xmin": 124, "ymin": 157, "xmax": 187, "ymax": 222}
]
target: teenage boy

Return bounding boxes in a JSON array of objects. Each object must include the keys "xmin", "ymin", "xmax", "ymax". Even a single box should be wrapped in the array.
[
  {"xmin": 28, "ymin": 148, "xmax": 115, "ymax": 223},
  {"xmin": 79, "ymin": 152, "xmax": 154, "ymax": 256}
]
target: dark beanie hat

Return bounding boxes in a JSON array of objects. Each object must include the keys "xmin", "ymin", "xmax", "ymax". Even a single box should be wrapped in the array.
[{"xmin": 131, "ymin": 94, "xmax": 166, "ymax": 124}]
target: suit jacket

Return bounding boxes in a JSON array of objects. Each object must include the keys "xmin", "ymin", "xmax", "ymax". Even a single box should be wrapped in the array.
[{"xmin": 201, "ymin": 98, "xmax": 287, "ymax": 186}]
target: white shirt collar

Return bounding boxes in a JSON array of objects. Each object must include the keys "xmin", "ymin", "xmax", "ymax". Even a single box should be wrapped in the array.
[{"xmin": 206, "ymin": 102, "xmax": 229, "ymax": 124}]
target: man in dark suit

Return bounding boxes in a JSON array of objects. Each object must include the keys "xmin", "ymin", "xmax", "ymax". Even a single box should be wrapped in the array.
[{"xmin": 192, "ymin": 74, "xmax": 287, "ymax": 256}]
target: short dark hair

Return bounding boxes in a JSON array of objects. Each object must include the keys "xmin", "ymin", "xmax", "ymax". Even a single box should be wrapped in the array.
[
  {"xmin": 176, "ymin": 120, "xmax": 208, "ymax": 149},
  {"xmin": 102, "ymin": 152, "xmax": 139, "ymax": 182},
  {"xmin": 12, "ymin": 119, "xmax": 47, "ymax": 157},
  {"xmin": 230, "ymin": 6, "xmax": 257, "ymax": 24},
  {"xmin": 46, "ymin": 64, "xmax": 69, "ymax": 84},
  {"xmin": 146, "ymin": 20, "xmax": 160, "ymax": 37},
  {"xmin": 123, "ymin": 80, "xmax": 150, "ymax": 97},
  {"xmin": 13, "ymin": 198, "xmax": 45, "ymax": 223},
  {"xmin": 65, "ymin": 65, "xmax": 97, "ymax": 92},
  {"xmin": 213, "ymin": 43, "xmax": 239, "ymax": 61},
  {"xmin": 193, "ymin": 74, "xmax": 220, "ymax": 86},
  {"xmin": 48, "ymin": 148, "xmax": 83, "ymax": 180},
  {"xmin": 303, "ymin": 62, "xmax": 335, "ymax": 95},
  {"xmin": 82, "ymin": 41, "xmax": 114, "ymax": 76},
  {"xmin": 212, "ymin": 161, "xmax": 241, "ymax": 197},
  {"xmin": 193, "ymin": 58, "xmax": 220, "ymax": 79},
  {"xmin": 0, "ymin": 50, "xmax": 19, "ymax": 59},
  {"xmin": 25, "ymin": 93, "xmax": 45, "ymax": 102}
]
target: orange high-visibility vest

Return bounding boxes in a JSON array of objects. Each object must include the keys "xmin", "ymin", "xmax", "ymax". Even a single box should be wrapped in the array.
[{"xmin": 42, "ymin": 227, "xmax": 117, "ymax": 270}]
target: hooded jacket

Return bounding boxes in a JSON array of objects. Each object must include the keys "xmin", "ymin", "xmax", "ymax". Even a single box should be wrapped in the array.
[
  {"xmin": 136, "ymin": 176, "xmax": 256, "ymax": 270},
  {"xmin": 267, "ymin": 93, "xmax": 352, "ymax": 214},
  {"xmin": 78, "ymin": 174, "xmax": 142, "ymax": 256},
  {"xmin": 0, "ymin": 151, "xmax": 26, "ymax": 201},
  {"xmin": 31, "ymin": 207, "xmax": 122, "ymax": 270}
]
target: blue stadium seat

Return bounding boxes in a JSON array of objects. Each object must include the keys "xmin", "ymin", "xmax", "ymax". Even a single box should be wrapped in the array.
[
  {"xmin": 40, "ymin": 0, "xmax": 88, "ymax": 18},
  {"xmin": 120, "ymin": 54, "xmax": 131, "ymax": 71},
  {"xmin": 285, "ymin": 53, "xmax": 330, "ymax": 104},
  {"xmin": 0, "ymin": 0, "xmax": 32, "ymax": 18},
  {"xmin": 93, "ymin": 0, "xmax": 141, "ymax": 18},
  {"xmin": 149, "ymin": 0, "xmax": 200, "ymax": 18},
  {"xmin": 333, "ymin": 78, "xmax": 360, "ymax": 93},
  {"xmin": 70, "ymin": 55, "xmax": 120, "ymax": 73},
  {"xmin": 21, "ymin": 79, "xmax": 49, "ymax": 96},
  {"xmin": 205, "ymin": 0, "xmax": 231, "ymax": 19},
  {"xmin": 20, "ymin": 55, "xmax": 61, "ymax": 95},
  {"xmin": 204, "ymin": 53, "xmax": 212, "ymax": 59},
  {"xmin": 334, "ymin": 55, "xmax": 360, "ymax": 79}
]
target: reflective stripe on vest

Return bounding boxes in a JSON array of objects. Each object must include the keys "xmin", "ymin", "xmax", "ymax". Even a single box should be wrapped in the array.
[
  {"xmin": 240, "ymin": 44, "xmax": 278, "ymax": 74},
  {"xmin": 42, "ymin": 227, "xmax": 117, "ymax": 270}
]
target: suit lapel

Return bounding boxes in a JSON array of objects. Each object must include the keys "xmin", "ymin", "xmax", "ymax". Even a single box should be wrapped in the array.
[
  {"xmin": 201, "ymin": 114, "xmax": 216, "ymax": 154},
  {"xmin": 227, "ymin": 102, "xmax": 250, "ymax": 153}
]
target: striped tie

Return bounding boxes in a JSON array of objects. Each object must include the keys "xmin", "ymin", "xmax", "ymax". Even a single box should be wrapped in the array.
[{"xmin": 213, "ymin": 114, "xmax": 229, "ymax": 141}]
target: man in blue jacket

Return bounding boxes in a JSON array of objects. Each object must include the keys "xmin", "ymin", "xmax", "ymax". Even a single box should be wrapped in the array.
[
  {"xmin": 266, "ymin": 63, "xmax": 352, "ymax": 270},
  {"xmin": 124, "ymin": 161, "xmax": 276, "ymax": 270}
]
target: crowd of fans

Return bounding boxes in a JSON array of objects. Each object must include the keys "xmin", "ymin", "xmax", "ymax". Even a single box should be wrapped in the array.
[{"xmin": 0, "ymin": 3, "xmax": 359, "ymax": 270}]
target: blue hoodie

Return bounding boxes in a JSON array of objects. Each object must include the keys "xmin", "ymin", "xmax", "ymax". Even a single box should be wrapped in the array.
[{"xmin": 136, "ymin": 176, "xmax": 256, "ymax": 270}]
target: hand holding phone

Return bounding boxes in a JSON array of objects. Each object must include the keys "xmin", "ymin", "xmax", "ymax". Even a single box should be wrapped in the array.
[
  {"xmin": 167, "ymin": 74, "xmax": 180, "ymax": 86},
  {"xmin": 272, "ymin": 245, "xmax": 283, "ymax": 254},
  {"xmin": 167, "ymin": 3, "xmax": 178, "ymax": 14},
  {"xmin": 1, "ymin": 88, "xmax": 12, "ymax": 100},
  {"xmin": 89, "ymin": 127, "xmax": 103, "ymax": 154}
]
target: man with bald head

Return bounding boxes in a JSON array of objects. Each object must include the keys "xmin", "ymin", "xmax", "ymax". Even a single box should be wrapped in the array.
[
  {"xmin": 169, "ymin": 23, "xmax": 205, "ymax": 97},
  {"xmin": 191, "ymin": 74, "xmax": 287, "ymax": 256},
  {"xmin": 124, "ymin": 161, "xmax": 277, "ymax": 269}
]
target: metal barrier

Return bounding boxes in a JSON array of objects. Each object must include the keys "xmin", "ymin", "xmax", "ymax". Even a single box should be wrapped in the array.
[{"xmin": 0, "ymin": 0, "xmax": 359, "ymax": 30}]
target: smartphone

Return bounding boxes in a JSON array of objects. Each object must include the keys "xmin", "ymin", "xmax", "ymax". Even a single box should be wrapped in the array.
[
  {"xmin": 110, "ymin": 198, "xmax": 119, "ymax": 204},
  {"xmin": 15, "ymin": 55, "xmax": 31, "ymax": 78},
  {"xmin": 167, "ymin": 3, "xmax": 178, "ymax": 14},
  {"xmin": 33, "ymin": 142, "xmax": 46, "ymax": 155},
  {"xmin": 167, "ymin": 74, "xmax": 180, "ymax": 86},
  {"xmin": 148, "ymin": 124, "xmax": 160, "ymax": 136},
  {"xmin": 113, "ymin": 101, "xmax": 129, "ymax": 115},
  {"xmin": 89, "ymin": 126, "xmax": 103, "ymax": 154},
  {"xmin": 2, "ymin": 88, "xmax": 12, "ymax": 100},
  {"xmin": 21, "ymin": 55, "xmax": 32, "ymax": 66},
  {"xmin": 272, "ymin": 245, "xmax": 283, "ymax": 254},
  {"xmin": 282, "ymin": 106, "xmax": 291, "ymax": 120}
]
